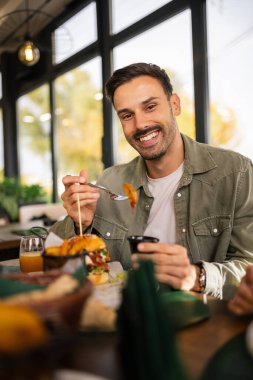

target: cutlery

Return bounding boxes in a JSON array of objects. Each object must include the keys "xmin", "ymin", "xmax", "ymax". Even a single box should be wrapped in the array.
[{"xmin": 88, "ymin": 183, "xmax": 128, "ymax": 201}]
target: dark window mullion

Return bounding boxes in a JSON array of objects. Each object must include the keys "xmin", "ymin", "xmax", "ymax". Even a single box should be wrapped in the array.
[
  {"xmin": 97, "ymin": 0, "xmax": 113, "ymax": 168},
  {"xmin": 191, "ymin": 0, "xmax": 210, "ymax": 143},
  {"xmin": 49, "ymin": 81, "xmax": 58, "ymax": 202}
]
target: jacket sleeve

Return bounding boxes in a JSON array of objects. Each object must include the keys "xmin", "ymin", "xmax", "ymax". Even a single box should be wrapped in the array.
[
  {"xmin": 49, "ymin": 215, "xmax": 77, "ymax": 239},
  {"xmin": 203, "ymin": 160, "xmax": 253, "ymax": 300}
]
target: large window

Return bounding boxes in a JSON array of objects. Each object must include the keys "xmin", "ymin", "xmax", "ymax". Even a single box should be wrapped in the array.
[
  {"xmin": 17, "ymin": 85, "xmax": 52, "ymax": 196},
  {"xmin": 112, "ymin": 0, "xmax": 172, "ymax": 34},
  {"xmin": 53, "ymin": 2, "xmax": 97, "ymax": 64},
  {"xmin": 113, "ymin": 10, "xmax": 195, "ymax": 163},
  {"xmin": 54, "ymin": 57, "xmax": 103, "ymax": 195},
  {"xmin": 6, "ymin": 0, "xmax": 247, "ymax": 195},
  {"xmin": 207, "ymin": 0, "xmax": 253, "ymax": 159}
]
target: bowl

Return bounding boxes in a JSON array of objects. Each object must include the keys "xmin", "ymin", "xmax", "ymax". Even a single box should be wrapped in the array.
[
  {"xmin": 29, "ymin": 279, "xmax": 93, "ymax": 330},
  {"xmin": 127, "ymin": 235, "xmax": 159, "ymax": 254},
  {"xmin": 42, "ymin": 251, "xmax": 87, "ymax": 274},
  {"xmin": 1, "ymin": 271, "xmax": 93, "ymax": 331}
]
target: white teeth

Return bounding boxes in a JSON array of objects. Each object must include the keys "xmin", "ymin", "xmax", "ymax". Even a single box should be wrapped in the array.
[{"xmin": 139, "ymin": 131, "xmax": 158, "ymax": 142}]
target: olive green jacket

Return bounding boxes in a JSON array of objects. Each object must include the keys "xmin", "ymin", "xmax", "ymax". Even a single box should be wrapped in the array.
[{"xmin": 51, "ymin": 134, "xmax": 253, "ymax": 300}]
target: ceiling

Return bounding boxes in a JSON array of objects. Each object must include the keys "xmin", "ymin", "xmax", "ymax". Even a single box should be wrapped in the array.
[{"xmin": 0, "ymin": 0, "xmax": 76, "ymax": 54}]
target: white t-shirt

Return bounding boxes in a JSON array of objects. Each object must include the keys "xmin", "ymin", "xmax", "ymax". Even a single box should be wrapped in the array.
[{"xmin": 144, "ymin": 163, "xmax": 184, "ymax": 244}]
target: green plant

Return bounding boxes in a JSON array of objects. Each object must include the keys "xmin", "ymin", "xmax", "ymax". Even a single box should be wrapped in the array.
[{"xmin": 0, "ymin": 177, "xmax": 46, "ymax": 222}]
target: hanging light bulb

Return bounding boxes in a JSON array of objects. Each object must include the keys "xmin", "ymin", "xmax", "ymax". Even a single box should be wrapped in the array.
[
  {"xmin": 18, "ymin": 38, "xmax": 40, "ymax": 66},
  {"xmin": 17, "ymin": 0, "xmax": 40, "ymax": 67}
]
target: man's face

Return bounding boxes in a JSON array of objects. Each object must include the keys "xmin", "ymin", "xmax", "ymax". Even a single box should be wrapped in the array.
[{"xmin": 113, "ymin": 75, "xmax": 180, "ymax": 160}]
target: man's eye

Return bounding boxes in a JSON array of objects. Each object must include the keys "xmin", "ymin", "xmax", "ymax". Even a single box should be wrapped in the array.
[
  {"xmin": 121, "ymin": 113, "xmax": 132, "ymax": 120},
  {"xmin": 146, "ymin": 104, "xmax": 156, "ymax": 111}
]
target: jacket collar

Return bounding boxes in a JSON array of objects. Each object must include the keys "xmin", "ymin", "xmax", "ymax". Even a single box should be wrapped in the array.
[
  {"xmin": 130, "ymin": 134, "xmax": 217, "ymax": 191},
  {"xmin": 133, "ymin": 156, "xmax": 150, "ymax": 193},
  {"xmin": 181, "ymin": 134, "xmax": 217, "ymax": 175}
]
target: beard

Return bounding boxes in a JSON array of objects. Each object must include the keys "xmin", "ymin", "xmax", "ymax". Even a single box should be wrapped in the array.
[
  {"xmin": 126, "ymin": 121, "xmax": 177, "ymax": 161},
  {"xmin": 141, "ymin": 148, "xmax": 168, "ymax": 161}
]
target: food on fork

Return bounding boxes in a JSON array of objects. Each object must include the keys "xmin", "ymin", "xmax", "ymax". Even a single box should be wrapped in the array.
[{"xmin": 123, "ymin": 183, "xmax": 138, "ymax": 208}]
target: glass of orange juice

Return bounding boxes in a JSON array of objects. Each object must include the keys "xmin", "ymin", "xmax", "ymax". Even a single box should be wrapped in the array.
[{"xmin": 19, "ymin": 235, "xmax": 44, "ymax": 273}]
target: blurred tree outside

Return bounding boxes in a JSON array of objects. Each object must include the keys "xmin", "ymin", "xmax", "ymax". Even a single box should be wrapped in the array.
[
  {"xmin": 18, "ymin": 85, "xmax": 52, "ymax": 197},
  {"xmin": 209, "ymin": 102, "xmax": 237, "ymax": 146},
  {"xmin": 168, "ymin": 68, "xmax": 236, "ymax": 146},
  {"xmin": 19, "ymin": 86, "xmax": 50, "ymax": 156},
  {"xmin": 18, "ymin": 68, "xmax": 103, "ymax": 199},
  {"xmin": 54, "ymin": 68, "xmax": 103, "ymax": 182}
]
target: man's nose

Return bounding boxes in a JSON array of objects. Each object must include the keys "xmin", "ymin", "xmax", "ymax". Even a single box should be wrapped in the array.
[{"xmin": 134, "ymin": 112, "xmax": 149, "ymax": 130}]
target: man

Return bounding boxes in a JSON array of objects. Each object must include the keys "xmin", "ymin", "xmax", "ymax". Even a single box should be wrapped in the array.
[{"xmin": 51, "ymin": 63, "xmax": 253, "ymax": 300}]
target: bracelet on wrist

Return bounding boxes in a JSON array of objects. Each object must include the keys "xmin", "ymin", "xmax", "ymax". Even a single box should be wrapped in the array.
[{"xmin": 196, "ymin": 262, "xmax": 206, "ymax": 292}]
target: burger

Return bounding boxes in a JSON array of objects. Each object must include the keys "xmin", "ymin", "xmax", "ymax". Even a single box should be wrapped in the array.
[{"xmin": 70, "ymin": 234, "xmax": 111, "ymax": 285}]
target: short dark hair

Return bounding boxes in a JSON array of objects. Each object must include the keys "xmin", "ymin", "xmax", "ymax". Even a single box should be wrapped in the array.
[{"xmin": 105, "ymin": 62, "xmax": 173, "ymax": 104}]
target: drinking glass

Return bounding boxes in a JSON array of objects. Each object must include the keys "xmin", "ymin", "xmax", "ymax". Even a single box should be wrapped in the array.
[{"xmin": 19, "ymin": 235, "xmax": 44, "ymax": 273}]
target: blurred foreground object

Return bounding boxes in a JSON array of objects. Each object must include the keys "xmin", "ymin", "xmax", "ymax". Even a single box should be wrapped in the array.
[
  {"xmin": 0, "ymin": 304, "xmax": 49, "ymax": 354},
  {"xmin": 81, "ymin": 298, "xmax": 117, "ymax": 332},
  {"xmin": 118, "ymin": 260, "xmax": 188, "ymax": 380},
  {"xmin": 0, "ymin": 271, "xmax": 93, "ymax": 331}
]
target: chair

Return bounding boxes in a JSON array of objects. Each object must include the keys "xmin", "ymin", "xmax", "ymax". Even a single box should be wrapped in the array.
[{"xmin": 19, "ymin": 203, "xmax": 67, "ymax": 224}]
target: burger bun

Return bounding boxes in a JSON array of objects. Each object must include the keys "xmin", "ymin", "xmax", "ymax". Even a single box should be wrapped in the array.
[{"xmin": 87, "ymin": 272, "xmax": 109, "ymax": 285}]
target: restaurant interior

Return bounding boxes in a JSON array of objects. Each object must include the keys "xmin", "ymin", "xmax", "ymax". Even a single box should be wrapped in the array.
[{"xmin": 0, "ymin": 0, "xmax": 253, "ymax": 379}]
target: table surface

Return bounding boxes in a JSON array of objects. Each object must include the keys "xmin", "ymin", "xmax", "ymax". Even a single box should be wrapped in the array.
[
  {"xmin": 0, "ymin": 259, "xmax": 252, "ymax": 380},
  {"xmin": 59, "ymin": 298, "xmax": 251, "ymax": 380},
  {"xmin": 0, "ymin": 258, "xmax": 19, "ymax": 267}
]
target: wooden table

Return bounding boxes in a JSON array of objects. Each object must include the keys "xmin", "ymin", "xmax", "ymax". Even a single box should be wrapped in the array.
[
  {"xmin": 57, "ymin": 299, "xmax": 251, "ymax": 380},
  {"xmin": 0, "ymin": 260, "xmax": 252, "ymax": 380},
  {"xmin": 177, "ymin": 299, "xmax": 252, "ymax": 379}
]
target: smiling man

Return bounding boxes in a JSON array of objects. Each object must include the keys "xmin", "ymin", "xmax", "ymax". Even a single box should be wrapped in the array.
[{"xmin": 51, "ymin": 63, "xmax": 253, "ymax": 300}]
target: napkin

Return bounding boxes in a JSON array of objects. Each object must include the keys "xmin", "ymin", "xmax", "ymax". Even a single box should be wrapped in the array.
[
  {"xmin": 0, "ymin": 267, "xmax": 86, "ymax": 299},
  {"xmin": 0, "ymin": 277, "xmax": 44, "ymax": 298},
  {"xmin": 161, "ymin": 291, "xmax": 210, "ymax": 329},
  {"xmin": 117, "ymin": 260, "xmax": 188, "ymax": 380}
]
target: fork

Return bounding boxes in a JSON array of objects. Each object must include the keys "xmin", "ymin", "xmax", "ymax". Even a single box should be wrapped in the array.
[{"xmin": 88, "ymin": 182, "xmax": 128, "ymax": 201}]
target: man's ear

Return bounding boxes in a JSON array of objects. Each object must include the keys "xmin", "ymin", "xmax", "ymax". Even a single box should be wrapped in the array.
[{"xmin": 170, "ymin": 94, "xmax": 181, "ymax": 116}]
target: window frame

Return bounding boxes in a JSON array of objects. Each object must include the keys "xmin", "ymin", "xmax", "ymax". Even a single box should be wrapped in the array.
[{"xmin": 1, "ymin": 0, "xmax": 209, "ymax": 201}]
